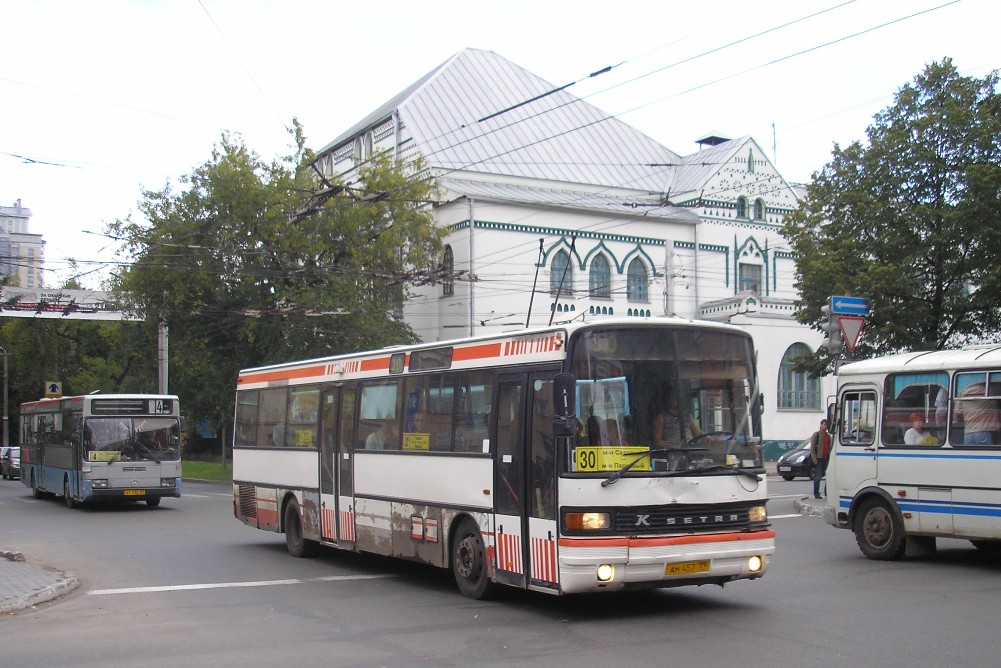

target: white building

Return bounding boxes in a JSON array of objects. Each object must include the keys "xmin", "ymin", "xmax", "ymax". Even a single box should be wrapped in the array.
[
  {"xmin": 313, "ymin": 49, "xmax": 833, "ymax": 455},
  {"xmin": 0, "ymin": 199, "xmax": 45, "ymax": 288}
]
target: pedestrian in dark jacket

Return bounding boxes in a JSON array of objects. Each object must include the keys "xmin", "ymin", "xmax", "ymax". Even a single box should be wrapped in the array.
[{"xmin": 810, "ymin": 419, "xmax": 831, "ymax": 499}]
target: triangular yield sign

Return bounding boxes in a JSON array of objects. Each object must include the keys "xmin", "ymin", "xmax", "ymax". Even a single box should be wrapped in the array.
[{"xmin": 838, "ymin": 316, "xmax": 865, "ymax": 353}]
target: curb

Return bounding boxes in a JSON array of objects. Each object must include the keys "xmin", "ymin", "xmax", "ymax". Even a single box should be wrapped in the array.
[
  {"xmin": 0, "ymin": 551, "xmax": 81, "ymax": 614},
  {"xmin": 793, "ymin": 497, "xmax": 828, "ymax": 517}
]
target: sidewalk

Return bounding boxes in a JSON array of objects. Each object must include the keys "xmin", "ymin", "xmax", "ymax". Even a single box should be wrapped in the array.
[{"xmin": 0, "ymin": 550, "xmax": 80, "ymax": 614}]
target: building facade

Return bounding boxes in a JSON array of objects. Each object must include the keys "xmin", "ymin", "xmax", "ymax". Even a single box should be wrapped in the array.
[
  {"xmin": 0, "ymin": 199, "xmax": 45, "ymax": 288},
  {"xmin": 312, "ymin": 49, "xmax": 832, "ymax": 453}
]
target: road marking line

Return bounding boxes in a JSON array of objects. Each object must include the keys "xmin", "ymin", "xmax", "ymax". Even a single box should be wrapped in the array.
[{"xmin": 87, "ymin": 573, "xmax": 395, "ymax": 596}]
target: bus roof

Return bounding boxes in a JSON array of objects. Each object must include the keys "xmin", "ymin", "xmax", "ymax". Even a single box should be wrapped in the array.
[
  {"xmin": 838, "ymin": 346, "xmax": 1001, "ymax": 377},
  {"xmin": 236, "ymin": 317, "xmax": 751, "ymax": 386},
  {"xmin": 20, "ymin": 394, "xmax": 180, "ymax": 410}
]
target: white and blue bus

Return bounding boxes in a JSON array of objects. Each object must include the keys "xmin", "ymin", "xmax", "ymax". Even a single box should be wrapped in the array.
[
  {"xmin": 20, "ymin": 394, "xmax": 183, "ymax": 508},
  {"xmin": 233, "ymin": 319, "xmax": 773, "ymax": 598},
  {"xmin": 824, "ymin": 347, "xmax": 1001, "ymax": 558}
]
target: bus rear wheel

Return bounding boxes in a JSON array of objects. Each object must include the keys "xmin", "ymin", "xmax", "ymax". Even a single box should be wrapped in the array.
[
  {"xmin": 64, "ymin": 478, "xmax": 77, "ymax": 509},
  {"xmin": 284, "ymin": 498, "xmax": 317, "ymax": 558},
  {"xmin": 451, "ymin": 518, "xmax": 495, "ymax": 600},
  {"xmin": 854, "ymin": 497, "xmax": 905, "ymax": 560}
]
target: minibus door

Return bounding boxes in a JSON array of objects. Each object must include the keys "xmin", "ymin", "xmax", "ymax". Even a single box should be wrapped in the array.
[{"xmin": 833, "ymin": 386, "xmax": 880, "ymax": 505}]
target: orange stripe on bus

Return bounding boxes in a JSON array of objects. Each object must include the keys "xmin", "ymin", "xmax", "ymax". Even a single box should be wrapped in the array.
[
  {"xmin": 360, "ymin": 356, "xmax": 391, "ymax": 372},
  {"xmin": 453, "ymin": 342, "xmax": 503, "ymax": 362},
  {"xmin": 238, "ymin": 365, "xmax": 327, "ymax": 385},
  {"xmin": 558, "ymin": 529, "xmax": 775, "ymax": 548}
]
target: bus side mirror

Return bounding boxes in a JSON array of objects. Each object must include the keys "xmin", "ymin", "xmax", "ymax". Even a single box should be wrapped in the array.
[
  {"xmin": 553, "ymin": 374, "xmax": 575, "ymax": 418},
  {"xmin": 553, "ymin": 373, "xmax": 577, "ymax": 438}
]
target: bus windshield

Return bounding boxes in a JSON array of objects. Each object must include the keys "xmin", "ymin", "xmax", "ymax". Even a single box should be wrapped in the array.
[
  {"xmin": 85, "ymin": 417, "xmax": 181, "ymax": 462},
  {"xmin": 567, "ymin": 326, "xmax": 762, "ymax": 474}
]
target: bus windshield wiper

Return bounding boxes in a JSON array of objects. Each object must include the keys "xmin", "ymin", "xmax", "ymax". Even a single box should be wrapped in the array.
[
  {"xmin": 687, "ymin": 463, "xmax": 762, "ymax": 481},
  {"xmin": 601, "ymin": 447, "xmax": 705, "ymax": 487},
  {"xmin": 105, "ymin": 451, "xmax": 120, "ymax": 465}
]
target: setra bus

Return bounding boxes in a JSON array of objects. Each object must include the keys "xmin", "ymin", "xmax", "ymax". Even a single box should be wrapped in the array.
[
  {"xmin": 232, "ymin": 319, "xmax": 774, "ymax": 598},
  {"xmin": 824, "ymin": 347, "xmax": 1001, "ymax": 558},
  {"xmin": 20, "ymin": 394, "xmax": 183, "ymax": 508}
]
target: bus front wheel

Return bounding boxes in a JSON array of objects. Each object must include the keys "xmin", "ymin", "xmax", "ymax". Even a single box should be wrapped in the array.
[
  {"xmin": 451, "ymin": 518, "xmax": 495, "ymax": 600},
  {"xmin": 854, "ymin": 497, "xmax": 905, "ymax": 560},
  {"xmin": 284, "ymin": 498, "xmax": 317, "ymax": 558}
]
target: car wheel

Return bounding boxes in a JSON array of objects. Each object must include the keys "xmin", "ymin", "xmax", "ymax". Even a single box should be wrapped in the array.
[{"xmin": 780, "ymin": 474, "xmax": 794, "ymax": 481}]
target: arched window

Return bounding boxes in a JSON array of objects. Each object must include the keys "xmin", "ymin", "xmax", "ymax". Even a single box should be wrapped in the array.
[
  {"xmin": 589, "ymin": 254, "xmax": 611, "ymax": 298},
  {"xmin": 753, "ymin": 198, "xmax": 765, "ymax": 221},
  {"xmin": 777, "ymin": 343, "xmax": 820, "ymax": 410},
  {"xmin": 550, "ymin": 250, "xmax": 573, "ymax": 295},
  {"xmin": 442, "ymin": 245, "xmax": 454, "ymax": 296},
  {"xmin": 736, "ymin": 196, "xmax": 748, "ymax": 219},
  {"xmin": 626, "ymin": 258, "xmax": 648, "ymax": 301}
]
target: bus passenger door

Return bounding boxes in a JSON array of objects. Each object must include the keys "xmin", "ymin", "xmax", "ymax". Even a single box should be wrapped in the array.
[
  {"xmin": 833, "ymin": 387, "xmax": 879, "ymax": 505},
  {"xmin": 493, "ymin": 375, "xmax": 527, "ymax": 588},
  {"xmin": 319, "ymin": 387, "xmax": 339, "ymax": 543},
  {"xmin": 492, "ymin": 372, "xmax": 559, "ymax": 591},
  {"xmin": 320, "ymin": 386, "xmax": 356, "ymax": 547}
]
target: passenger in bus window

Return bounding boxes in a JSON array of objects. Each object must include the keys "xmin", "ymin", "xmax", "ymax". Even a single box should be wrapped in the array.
[
  {"xmin": 954, "ymin": 383, "xmax": 1001, "ymax": 445},
  {"xmin": 365, "ymin": 420, "xmax": 399, "ymax": 449},
  {"xmin": 904, "ymin": 413, "xmax": 938, "ymax": 445}
]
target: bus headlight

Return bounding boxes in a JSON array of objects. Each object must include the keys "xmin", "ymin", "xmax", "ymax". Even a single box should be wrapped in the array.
[
  {"xmin": 748, "ymin": 555, "xmax": 763, "ymax": 573},
  {"xmin": 748, "ymin": 505, "xmax": 767, "ymax": 523},
  {"xmin": 564, "ymin": 511, "xmax": 610, "ymax": 531},
  {"xmin": 596, "ymin": 564, "xmax": 615, "ymax": 582},
  {"xmin": 92, "ymin": 479, "xmax": 109, "ymax": 489}
]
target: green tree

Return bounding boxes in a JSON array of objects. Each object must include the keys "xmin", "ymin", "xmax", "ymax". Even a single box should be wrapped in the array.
[
  {"xmin": 107, "ymin": 122, "xmax": 443, "ymax": 436},
  {"xmin": 783, "ymin": 59, "xmax": 1001, "ymax": 368}
]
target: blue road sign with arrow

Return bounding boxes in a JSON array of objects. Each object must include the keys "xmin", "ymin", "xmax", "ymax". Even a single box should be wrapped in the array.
[{"xmin": 831, "ymin": 295, "xmax": 869, "ymax": 316}]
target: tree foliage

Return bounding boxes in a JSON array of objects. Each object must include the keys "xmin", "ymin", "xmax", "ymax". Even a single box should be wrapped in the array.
[
  {"xmin": 783, "ymin": 59, "xmax": 1001, "ymax": 368},
  {"xmin": 106, "ymin": 122, "xmax": 443, "ymax": 431}
]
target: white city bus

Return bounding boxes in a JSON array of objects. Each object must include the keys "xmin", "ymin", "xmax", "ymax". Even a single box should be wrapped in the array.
[
  {"xmin": 20, "ymin": 394, "xmax": 183, "ymax": 508},
  {"xmin": 824, "ymin": 347, "xmax": 1001, "ymax": 558},
  {"xmin": 233, "ymin": 318, "xmax": 773, "ymax": 598}
]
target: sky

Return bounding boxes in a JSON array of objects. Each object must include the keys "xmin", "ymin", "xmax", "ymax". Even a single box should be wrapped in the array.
[{"xmin": 2, "ymin": 0, "xmax": 997, "ymax": 289}]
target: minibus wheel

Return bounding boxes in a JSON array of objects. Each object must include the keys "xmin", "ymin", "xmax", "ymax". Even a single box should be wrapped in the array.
[{"xmin": 853, "ymin": 497, "xmax": 905, "ymax": 560}]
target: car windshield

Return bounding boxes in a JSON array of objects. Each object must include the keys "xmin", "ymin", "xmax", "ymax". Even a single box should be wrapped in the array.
[{"xmin": 564, "ymin": 326, "xmax": 763, "ymax": 477}]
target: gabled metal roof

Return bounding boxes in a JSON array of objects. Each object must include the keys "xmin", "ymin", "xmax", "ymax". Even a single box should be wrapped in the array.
[{"xmin": 320, "ymin": 49, "xmax": 683, "ymax": 192}]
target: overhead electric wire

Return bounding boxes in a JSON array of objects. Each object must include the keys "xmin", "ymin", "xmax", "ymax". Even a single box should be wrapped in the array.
[{"xmin": 27, "ymin": 1, "xmax": 963, "ymax": 290}]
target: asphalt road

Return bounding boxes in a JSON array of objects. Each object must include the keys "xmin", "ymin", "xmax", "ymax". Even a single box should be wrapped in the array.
[{"xmin": 1, "ymin": 476, "xmax": 999, "ymax": 668}]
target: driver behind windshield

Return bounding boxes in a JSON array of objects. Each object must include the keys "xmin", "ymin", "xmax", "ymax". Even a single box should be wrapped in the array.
[{"xmin": 652, "ymin": 384, "xmax": 705, "ymax": 447}]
